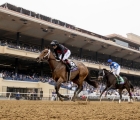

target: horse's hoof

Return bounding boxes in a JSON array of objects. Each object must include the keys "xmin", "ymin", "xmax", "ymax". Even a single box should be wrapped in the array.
[
  {"xmin": 59, "ymin": 98, "xmax": 63, "ymax": 101},
  {"xmin": 71, "ymin": 98, "xmax": 76, "ymax": 102},
  {"xmin": 130, "ymin": 99, "xmax": 133, "ymax": 103},
  {"xmin": 128, "ymin": 102, "xmax": 133, "ymax": 104}
]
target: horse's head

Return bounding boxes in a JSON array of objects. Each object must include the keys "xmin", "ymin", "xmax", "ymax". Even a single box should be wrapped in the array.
[
  {"xmin": 98, "ymin": 69, "xmax": 104, "ymax": 80},
  {"xmin": 98, "ymin": 68, "xmax": 110, "ymax": 80},
  {"xmin": 36, "ymin": 49, "xmax": 51, "ymax": 62}
]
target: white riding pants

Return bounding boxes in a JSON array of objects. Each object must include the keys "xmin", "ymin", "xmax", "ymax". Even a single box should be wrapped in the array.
[
  {"xmin": 59, "ymin": 50, "xmax": 71, "ymax": 60},
  {"xmin": 112, "ymin": 66, "xmax": 120, "ymax": 76}
]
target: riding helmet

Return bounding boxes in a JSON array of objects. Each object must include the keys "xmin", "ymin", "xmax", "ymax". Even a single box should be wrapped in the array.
[
  {"xmin": 107, "ymin": 59, "xmax": 112, "ymax": 63},
  {"xmin": 50, "ymin": 40, "xmax": 59, "ymax": 46}
]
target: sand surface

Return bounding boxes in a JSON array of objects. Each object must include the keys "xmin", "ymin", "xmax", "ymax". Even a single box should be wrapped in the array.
[{"xmin": 0, "ymin": 100, "xmax": 139, "ymax": 120}]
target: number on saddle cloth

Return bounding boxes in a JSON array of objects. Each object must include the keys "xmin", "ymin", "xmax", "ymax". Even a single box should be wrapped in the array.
[
  {"xmin": 69, "ymin": 61, "xmax": 78, "ymax": 71},
  {"xmin": 116, "ymin": 76, "xmax": 124, "ymax": 84}
]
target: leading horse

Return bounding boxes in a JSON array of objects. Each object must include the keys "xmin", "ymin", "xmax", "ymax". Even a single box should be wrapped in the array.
[
  {"xmin": 98, "ymin": 69, "xmax": 134, "ymax": 103},
  {"xmin": 36, "ymin": 48, "xmax": 98, "ymax": 101}
]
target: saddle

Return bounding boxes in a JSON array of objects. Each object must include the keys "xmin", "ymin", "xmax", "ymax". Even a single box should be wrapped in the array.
[
  {"xmin": 68, "ymin": 61, "xmax": 78, "ymax": 72},
  {"xmin": 109, "ymin": 71, "xmax": 124, "ymax": 85},
  {"xmin": 63, "ymin": 60, "xmax": 78, "ymax": 72},
  {"xmin": 116, "ymin": 76, "xmax": 124, "ymax": 85},
  {"xmin": 62, "ymin": 60, "xmax": 78, "ymax": 81}
]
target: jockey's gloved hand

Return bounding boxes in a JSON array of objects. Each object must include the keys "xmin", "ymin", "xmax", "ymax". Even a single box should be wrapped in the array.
[{"xmin": 110, "ymin": 70, "xmax": 113, "ymax": 73}]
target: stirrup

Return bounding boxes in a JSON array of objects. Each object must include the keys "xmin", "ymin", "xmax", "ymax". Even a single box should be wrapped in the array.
[{"xmin": 69, "ymin": 67, "xmax": 72, "ymax": 70}]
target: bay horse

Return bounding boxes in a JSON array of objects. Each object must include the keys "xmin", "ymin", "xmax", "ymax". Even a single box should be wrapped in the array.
[
  {"xmin": 36, "ymin": 48, "xmax": 98, "ymax": 101},
  {"xmin": 98, "ymin": 68, "xmax": 134, "ymax": 103}
]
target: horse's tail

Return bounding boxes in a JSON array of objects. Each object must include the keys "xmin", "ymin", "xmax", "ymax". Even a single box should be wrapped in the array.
[
  {"xmin": 124, "ymin": 77, "xmax": 134, "ymax": 92},
  {"xmin": 85, "ymin": 74, "xmax": 98, "ymax": 88}
]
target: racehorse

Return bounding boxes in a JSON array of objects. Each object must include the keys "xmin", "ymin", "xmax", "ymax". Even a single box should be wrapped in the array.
[
  {"xmin": 98, "ymin": 68, "xmax": 134, "ymax": 103},
  {"xmin": 36, "ymin": 48, "xmax": 98, "ymax": 101}
]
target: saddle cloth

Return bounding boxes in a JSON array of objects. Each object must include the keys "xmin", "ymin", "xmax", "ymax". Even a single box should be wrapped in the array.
[
  {"xmin": 116, "ymin": 76, "xmax": 124, "ymax": 84},
  {"xmin": 69, "ymin": 61, "xmax": 78, "ymax": 72}
]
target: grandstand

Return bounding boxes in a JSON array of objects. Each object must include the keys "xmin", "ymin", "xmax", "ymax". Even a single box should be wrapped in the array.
[{"xmin": 0, "ymin": 3, "xmax": 140, "ymax": 99}]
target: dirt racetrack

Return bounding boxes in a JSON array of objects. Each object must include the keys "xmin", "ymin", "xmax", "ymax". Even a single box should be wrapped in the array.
[{"xmin": 0, "ymin": 100, "xmax": 140, "ymax": 120}]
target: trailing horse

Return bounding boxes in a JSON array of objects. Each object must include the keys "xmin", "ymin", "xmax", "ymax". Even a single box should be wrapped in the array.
[
  {"xmin": 36, "ymin": 48, "xmax": 98, "ymax": 101},
  {"xmin": 98, "ymin": 68, "xmax": 134, "ymax": 103}
]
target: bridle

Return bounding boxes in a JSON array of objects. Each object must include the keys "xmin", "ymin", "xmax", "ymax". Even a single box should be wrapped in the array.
[
  {"xmin": 99, "ymin": 69, "xmax": 105, "ymax": 78},
  {"xmin": 99, "ymin": 69, "xmax": 111, "ymax": 80},
  {"xmin": 43, "ymin": 49, "xmax": 59, "ymax": 61},
  {"xmin": 43, "ymin": 49, "xmax": 51, "ymax": 60}
]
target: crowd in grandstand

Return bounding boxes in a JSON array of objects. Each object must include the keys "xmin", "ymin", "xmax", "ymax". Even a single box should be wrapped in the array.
[
  {"xmin": 1, "ymin": 69, "xmax": 140, "ymax": 98},
  {"xmin": 0, "ymin": 70, "xmax": 44, "ymax": 82},
  {"xmin": 0, "ymin": 40, "xmax": 40, "ymax": 53},
  {"xmin": 0, "ymin": 39, "xmax": 139, "ymax": 72},
  {"xmin": 70, "ymin": 56, "xmax": 140, "ymax": 71},
  {"xmin": 129, "ymin": 45, "xmax": 139, "ymax": 51}
]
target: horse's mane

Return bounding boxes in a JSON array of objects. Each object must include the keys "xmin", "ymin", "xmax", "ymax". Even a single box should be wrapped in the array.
[
  {"xmin": 103, "ymin": 68, "xmax": 107, "ymax": 71},
  {"xmin": 103, "ymin": 68, "xmax": 109, "ymax": 72},
  {"xmin": 103, "ymin": 68, "xmax": 114, "ymax": 75}
]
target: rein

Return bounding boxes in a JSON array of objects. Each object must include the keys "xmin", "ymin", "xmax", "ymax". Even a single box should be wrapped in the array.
[
  {"xmin": 44, "ymin": 49, "xmax": 50, "ymax": 60},
  {"xmin": 48, "ymin": 58, "xmax": 60, "ymax": 61},
  {"xmin": 103, "ymin": 70, "xmax": 112, "ymax": 77},
  {"xmin": 43, "ymin": 49, "xmax": 60, "ymax": 62}
]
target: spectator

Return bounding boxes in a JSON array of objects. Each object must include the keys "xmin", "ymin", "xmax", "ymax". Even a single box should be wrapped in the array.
[{"xmin": 68, "ymin": 83, "xmax": 72, "ymax": 90}]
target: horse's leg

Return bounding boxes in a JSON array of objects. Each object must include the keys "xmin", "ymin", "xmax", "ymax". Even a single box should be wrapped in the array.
[
  {"xmin": 125, "ymin": 87, "xmax": 133, "ymax": 103},
  {"xmin": 71, "ymin": 85, "xmax": 79, "ymax": 102},
  {"xmin": 75, "ymin": 85, "xmax": 83, "ymax": 98},
  {"xmin": 118, "ymin": 89, "xmax": 123, "ymax": 103},
  {"xmin": 100, "ymin": 87, "xmax": 107, "ymax": 101},
  {"xmin": 72, "ymin": 77, "xmax": 84, "ymax": 102},
  {"xmin": 55, "ymin": 77, "xmax": 65, "ymax": 101},
  {"xmin": 104, "ymin": 85, "xmax": 114, "ymax": 97}
]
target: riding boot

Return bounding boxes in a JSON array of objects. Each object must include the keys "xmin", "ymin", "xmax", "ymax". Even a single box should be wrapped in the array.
[
  {"xmin": 67, "ymin": 70, "xmax": 71, "ymax": 81},
  {"xmin": 65, "ymin": 63, "xmax": 70, "ymax": 71},
  {"xmin": 63, "ymin": 62, "xmax": 71, "ymax": 81},
  {"xmin": 64, "ymin": 59, "xmax": 71, "ymax": 82},
  {"xmin": 67, "ymin": 62, "xmax": 72, "ymax": 70},
  {"xmin": 65, "ymin": 59, "xmax": 72, "ymax": 70}
]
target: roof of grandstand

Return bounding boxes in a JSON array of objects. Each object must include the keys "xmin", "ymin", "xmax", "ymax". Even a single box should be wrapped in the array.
[{"xmin": 107, "ymin": 33, "xmax": 140, "ymax": 45}]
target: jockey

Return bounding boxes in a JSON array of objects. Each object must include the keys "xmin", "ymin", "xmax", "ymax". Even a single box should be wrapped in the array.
[
  {"xmin": 50, "ymin": 40, "xmax": 72, "ymax": 70},
  {"xmin": 107, "ymin": 59, "xmax": 121, "ymax": 82}
]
